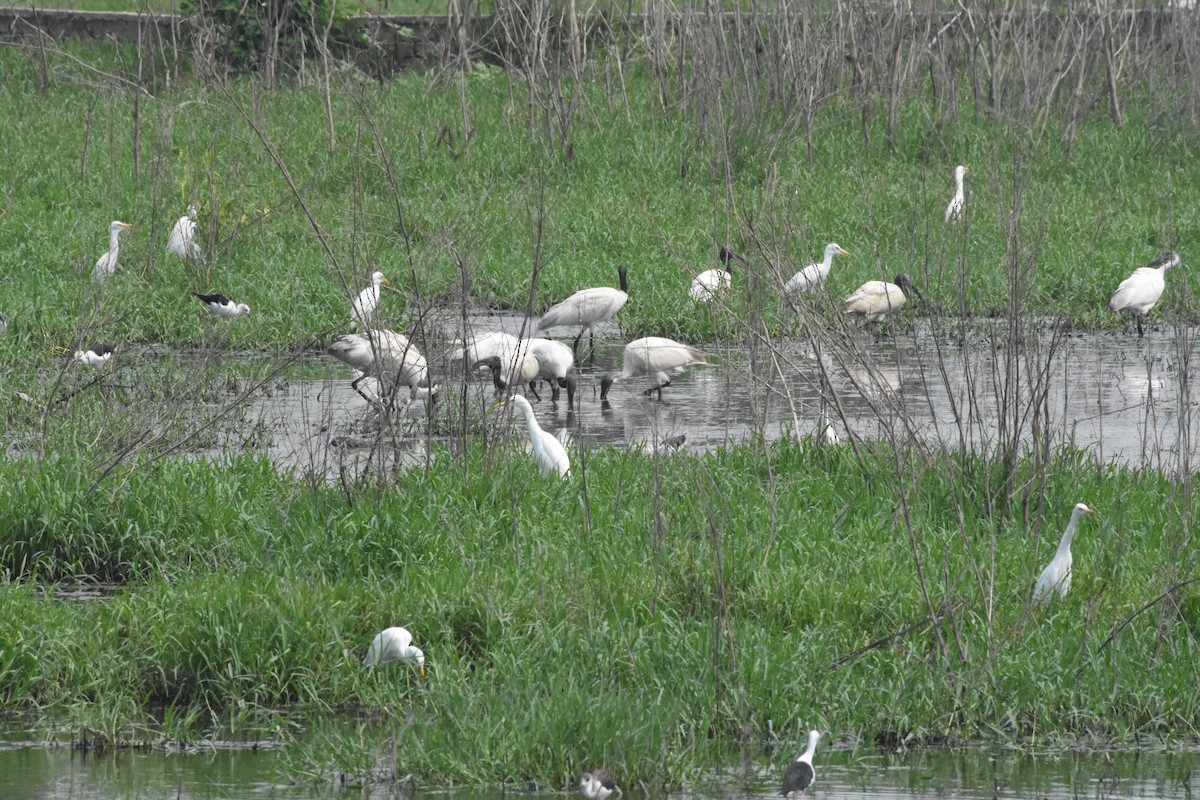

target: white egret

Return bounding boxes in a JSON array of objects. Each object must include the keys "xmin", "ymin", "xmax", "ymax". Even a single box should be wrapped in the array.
[
  {"xmin": 193, "ymin": 292, "xmax": 251, "ymax": 318},
  {"xmin": 167, "ymin": 204, "xmax": 200, "ymax": 260},
  {"xmin": 781, "ymin": 730, "xmax": 821, "ymax": 799},
  {"xmin": 784, "ymin": 243, "xmax": 850, "ymax": 295},
  {"xmin": 580, "ymin": 770, "xmax": 616, "ymax": 800},
  {"xmin": 537, "ymin": 265, "xmax": 629, "ymax": 358},
  {"xmin": 600, "ymin": 336, "xmax": 708, "ymax": 401},
  {"xmin": 74, "ymin": 344, "xmax": 115, "ymax": 367},
  {"xmin": 1109, "ymin": 250, "xmax": 1181, "ymax": 337},
  {"xmin": 0, "ymin": 313, "xmax": 6, "ymax": 335},
  {"xmin": 842, "ymin": 273, "xmax": 923, "ymax": 324},
  {"xmin": 945, "ymin": 165, "xmax": 968, "ymax": 223},
  {"xmin": 351, "ymin": 271, "xmax": 389, "ymax": 328},
  {"xmin": 329, "ymin": 329, "xmax": 429, "ymax": 404},
  {"xmin": 91, "ymin": 221, "xmax": 133, "ymax": 283},
  {"xmin": 1032, "ymin": 502, "xmax": 1098, "ymax": 606},
  {"xmin": 690, "ymin": 246, "xmax": 747, "ymax": 303},
  {"xmin": 364, "ymin": 626, "xmax": 426, "ymax": 678},
  {"xmin": 496, "ymin": 394, "xmax": 570, "ymax": 478},
  {"xmin": 528, "ymin": 337, "xmax": 578, "ymax": 408}
]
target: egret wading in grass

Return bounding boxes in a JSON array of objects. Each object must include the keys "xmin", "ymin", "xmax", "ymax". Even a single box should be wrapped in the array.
[
  {"xmin": 351, "ymin": 271, "xmax": 389, "ymax": 329},
  {"xmin": 580, "ymin": 770, "xmax": 616, "ymax": 800},
  {"xmin": 945, "ymin": 165, "xmax": 968, "ymax": 223},
  {"xmin": 92, "ymin": 221, "xmax": 133, "ymax": 283},
  {"xmin": 328, "ymin": 329, "xmax": 429, "ymax": 405},
  {"xmin": 690, "ymin": 246, "xmax": 747, "ymax": 303},
  {"xmin": 537, "ymin": 265, "xmax": 629, "ymax": 360},
  {"xmin": 785, "ymin": 243, "xmax": 850, "ymax": 295},
  {"xmin": 74, "ymin": 344, "xmax": 115, "ymax": 367},
  {"xmin": 781, "ymin": 730, "xmax": 821, "ymax": 799},
  {"xmin": 1109, "ymin": 250, "xmax": 1181, "ymax": 337},
  {"xmin": 496, "ymin": 394, "xmax": 570, "ymax": 478},
  {"xmin": 167, "ymin": 204, "xmax": 200, "ymax": 260},
  {"xmin": 1032, "ymin": 502, "xmax": 1098, "ymax": 606},
  {"xmin": 600, "ymin": 336, "xmax": 708, "ymax": 401},
  {"xmin": 842, "ymin": 273, "xmax": 923, "ymax": 325},
  {"xmin": 193, "ymin": 292, "xmax": 251, "ymax": 318},
  {"xmin": 528, "ymin": 337, "xmax": 578, "ymax": 408},
  {"xmin": 364, "ymin": 627, "xmax": 426, "ymax": 678}
]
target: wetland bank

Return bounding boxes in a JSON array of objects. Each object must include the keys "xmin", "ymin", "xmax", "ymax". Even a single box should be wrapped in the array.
[{"xmin": 2, "ymin": 0, "xmax": 1200, "ymax": 792}]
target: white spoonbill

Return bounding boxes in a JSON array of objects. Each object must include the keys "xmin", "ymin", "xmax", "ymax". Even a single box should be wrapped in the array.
[
  {"xmin": 455, "ymin": 332, "xmax": 540, "ymax": 395},
  {"xmin": 528, "ymin": 337, "xmax": 578, "ymax": 408},
  {"xmin": 781, "ymin": 730, "xmax": 821, "ymax": 799},
  {"xmin": 193, "ymin": 292, "xmax": 250, "ymax": 318},
  {"xmin": 351, "ymin": 271, "xmax": 389, "ymax": 328},
  {"xmin": 537, "ymin": 265, "xmax": 629, "ymax": 358},
  {"xmin": 600, "ymin": 337, "xmax": 708, "ymax": 401},
  {"xmin": 1109, "ymin": 250, "xmax": 1181, "ymax": 337},
  {"xmin": 580, "ymin": 770, "xmax": 616, "ymax": 800},
  {"xmin": 74, "ymin": 344, "xmax": 115, "ymax": 367},
  {"xmin": 92, "ymin": 221, "xmax": 133, "ymax": 283},
  {"xmin": 364, "ymin": 626, "xmax": 426, "ymax": 678},
  {"xmin": 496, "ymin": 394, "xmax": 570, "ymax": 478},
  {"xmin": 945, "ymin": 165, "xmax": 968, "ymax": 223},
  {"xmin": 784, "ymin": 243, "xmax": 850, "ymax": 295},
  {"xmin": 1032, "ymin": 502, "xmax": 1098, "ymax": 606},
  {"xmin": 842, "ymin": 273, "xmax": 923, "ymax": 324},
  {"xmin": 690, "ymin": 246, "xmax": 747, "ymax": 303},
  {"xmin": 167, "ymin": 204, "xmax": 200, "ymax": 259},
  {"xmin": 329, "ymin": 329, "xmax": 429, "ymax": 403}
]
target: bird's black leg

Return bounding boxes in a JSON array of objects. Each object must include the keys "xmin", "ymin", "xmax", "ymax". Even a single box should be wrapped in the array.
[
  {"xmin": 550, "ymin": 379, "xmax": 561, "ymax": 402},
  {"xmin": 528, "ymin": 380, "xmax": 542, "ymax": 401},
  {"xmin": 1136, "ymin": 315, "xmax": 1145, "ymax": 338},
  {"xmin": 349, "ymin": 373, "xmax": 376, "ymax": 406}
]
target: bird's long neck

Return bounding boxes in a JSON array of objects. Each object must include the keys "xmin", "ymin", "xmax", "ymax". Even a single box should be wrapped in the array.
[
  {"xmin": 955, "ymin": 173, "xmax": 965, "ymax": 192},
  {"xmin": 518, "ymin": 403, "xmax": 540, "ymax": 437},
  {"xmin": 108, "ymin": 230, "xmax": 122, "ymax": 251},
  {"xmin": 618, "ymin": 267, "xmax": 629, "ymax": 293},
  {"xmin": 821, "ymin": 251, "xmax": 836, "ymax": 270},
  {"xmin": 798, "ymin": 733, "xmax": 818, "ymax": 763},
  {"xmin": 1056, "ymin": 510, "xmax": 1083, "ymax": 558}
]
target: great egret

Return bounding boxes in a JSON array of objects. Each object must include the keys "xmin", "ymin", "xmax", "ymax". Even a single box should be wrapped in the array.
[
  {"xmin": 690, "ymin": 246, "xmax": 747, "ymax": 303},
  {"xmin": 329, "ymin": 329, "xmax": 429, "ymax": 404},
  {"xmin": 167, "ymin": 205, "xmax": 200, "ymax": 260},
  {"xmin": 600, "ymin": 336, "xmax": 708, "ymax": 401},
  {"xmin": 842, "ymin": 274, "xmax": 923, "ymax": 324},
  {"xmin": 351, "ymin": 271, "xmax": 389, "ymax": 328},
  {"xmin": 945, "ymin": 165, "xmax": 968, "ymax": 223},
  {"xmin": 92, "ymin": 221, "xmax": 133, "ymax": 283},
  {"xmin": 781, "ymin": 730, "xmax": 821, "ymax": 799},
  {"xmin": 785, "ymin": 243, "xmax": 850, "ymax": 295},
  {"xmin": 580, "ymin": 770, "xmax": 616, "ymax": 800},
  {"xmin": 1032, "ymin": 502, "xmax": 1098, "ymax": 606},
  {"xmin": 496, "ymin": 394, "xmax": 570, "ymax": 478},
  {"xmin": 193, "ymin": 292, "xmax": 251, "ymax": 318},
  {"xmin": 528, "ymin": 337, "xmax": 578, "ymax": 408},
  {"xmin": 1109, "ymin": 251, "xmax": 1181, "ymax": 337},
  {"xmin": 537, "ymin": 265, "xmax": 629, "ymax": 358},
  {"xmin": 364, "ymin": 626, "xmax": 426, "ymax": 678},
  {"xmin": 74, "ymin": 344, "xmax": 115, "ymax": 367}
]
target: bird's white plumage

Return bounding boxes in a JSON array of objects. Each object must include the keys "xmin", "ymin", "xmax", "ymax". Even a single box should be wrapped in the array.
[
  {"xmin": 74, "ymin": 344, "xmax": 114, "ymax": 367},
  {"xmin": 537, "ymin": 265, "xmax": 629, "ymax": 355},
  {"xmin": 602, "ymin": 336, "xmax": 708, "ymax": 400},
  {"xmin": 92, "ymin": 221, "xmax": 132, "ymax": 283},
  {"xmin": 528, "ymin": 338, "xmax": 577, "ymax": 406},
  {"xmin": 782, "ymin": 730, "xmax": 821, "ymax": 798},
  {"xmin": 1033, "ymin": 502, "xmax": 1097, "ymax": 606},
  {"xmin": 455, "ymin": 332, "xmax": 539, "ymax": 389},
  {"xmin": 690, "ymin": 268, "xmax": 731, "ymax": 302},
  {"xmin": 945, "ymin": 165, "xmax": 967, "ymax": 223},
  {"xmin": 364, "ymin": 626, "xmax": 426, "ymax": 677},
  {"xmin": 351, "ymin": 271, "xmax": 389, "ymax": 328},
  {"xmin": 1109, "ymin": 251, "xmax": 1180, "ymax": 336},
  {"xmin": 194, "ymin": 293, "xmax": 250, "ymax": 318},
  {"xmin": 580, "ymin": 770, "xmax": 616, "ymax": 800},
  {"xmin": 329, "ymin": 329, "xmax": 429, "ymax": 393},
  {"xmin": 167, "ymin": 205, "xmax": 200, "ymax": 259},
  {"xmin": 785, "ymin": 243, "xmax": 850, "ymax": 295},
  {"xmin": 842, "ymin": 274, "xmax": 920, "ymax": 323},
  {"xmin": 500, "ymin": 394, "xmax": 570, "ymax": 478}
]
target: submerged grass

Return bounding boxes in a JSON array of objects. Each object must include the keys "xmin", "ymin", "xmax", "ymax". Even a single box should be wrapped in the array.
[{"xmin": 1, "ymin": 443, "xmax": 1198, "ymax": 785}]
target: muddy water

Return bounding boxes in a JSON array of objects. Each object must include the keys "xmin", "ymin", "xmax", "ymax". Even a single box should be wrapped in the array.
[
  {"xmin": 0, "ymin": 737, "xmax": 1196, "ymax": 799},
  {"xmin": 225, "ymin": 317, "xmax": 1198, "ymax": 477}
]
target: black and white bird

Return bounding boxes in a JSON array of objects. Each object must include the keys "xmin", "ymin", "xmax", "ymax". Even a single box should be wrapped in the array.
[
  {"xmin": 1032, "ymin": 502, "xmax": 1098, "ymax": 606},
  {"xmin": 537, "ymin": 265, "xmax": 630, "ymax": 359},
  {"xmin": 600, "ymin": 336, "xmax": 708, "ymax": 401},
  {"xmin": 781, "ymin": 730, "xmax": 821, "ymax": 799},
  {"xmin": 785, "ymin": 243, "xmax": 850, "ymax": 295},
  {"xmin": 364, "ymin": 626, "xmax": 426, "ymax": 678},
  {"xmin": 1109, "ymin": 251, "xmax": 1181, "ymax": 337},
  {"xmin": 454, "ymin": 332, "xmax": 540, "ymax": 396},
  {"xmin": 579, "ymin": 769, "xmax": 616, "ymax": 800},
  {"xmin": 528, "ymin": 337, "xmax": 578, "ymax": 408},
  {"xmin": 167, "ymin": 204, "xmax": 200, "ymax": 260},
  {"xmin": 351, "ymin": 271, "xmax": 389, "ymax": 329},
  {"xmin": 74, "ymin": 344, "xmax": 115, "ymax": 368},
  {"xmin": 945, "ymin": 165, "xmax": 968, "ymax": 223},
  {"xmin": 842, "ymin": 274, "xmax": 923, "ymax": 324},
  {"xmin": 92, "ymin": 220, "xmax": 133, "ymax": 283},
  {"xmin": 690, "ymin": 246, "xmax": 747, "ymax": 303},
  {"xmin": 193, "ymin": 292, "xmax": 251, "ymax": 318}
]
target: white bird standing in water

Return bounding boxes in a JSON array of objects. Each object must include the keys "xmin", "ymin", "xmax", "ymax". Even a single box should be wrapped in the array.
[
  {"xmin": 351, "ymin": 271, "xmax": 389, "ymax": 328},
  {"xmin": 167, "ymin": 204, "xmax": 200, "ymax": 260},
  {"xmin": 945, "ymin": 165, "xmax": 968, "ymax": 223},
  {"xmin": 1032, "ymin": 502, "xmax": 1098, "ymax": 606},
  {"xmin": 690, "ymin": 246, "xmax": 747, "ymax": 302},
  {"xmin": 329, "ymin": 329, "xmax": 429, "ymax": 403},
  {"xmin": 781, "ymin": 730, "xmax": 821, "ymax": 799},
  {"xmin": 537, "ymin": 265, "xmax": 630, "ymax": 359},
  {"xmin": 600, "ymin": 336, "xmax": 708, "ymax": 401},
  {"xmin": 580, "ymin": 770, "xmax": 616, "ymax": 800},
  {"xmin": 193, "ymin": 292, "xmax": 251, "ymax": 318},
  {"xmin": 496, "ymin": 394, "xmax": 570, "ymax": 478},
  {"xmin": 364, "ymin": 627, "xmax": 426, "ymax": 678},
  {"xmin": 74, "ymin": 344, "xmax": 115, "ymax": 367},
  {"xmin": 527, "ymin": 337, "xmax": 578, "ymax": 408},
  {"xmin": 1109, "ymin": 251, "xmax": 1181, "ymax": 337},
  {"xmin": 92, "ymin": 221, "xmax": 133, "ymax": 282},
  {"xmin": 785, "ymin": 243, "xmax": 850, "ymax": 295},
  {"xmin": 842, "ymin": 273, "xmax": 923, "ymax": 324}
]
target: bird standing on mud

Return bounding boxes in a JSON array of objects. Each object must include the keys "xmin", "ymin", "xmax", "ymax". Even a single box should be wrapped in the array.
[
  {"xmin": 1109, "ymin": 250, "xmax": 1180, "ymax": 337},
  {"xmin": 690, "ymin": 246, "xmax": 747, "ymax": 303},
  {"xmin": 537, "ymin": 264, "xmax": 630, "ymax": 361},
  {"xmin": 1032, "ymin": 502, "xmax": 1097, "ymax": 606},
  {"xmin": 945, "ymin": 165, "xmax": 968, "ymax": 223},
  {"xmin": 580, "ymin": 769, "xmax": 616, "ymax": 800},
  {"xmin": 781, "ymin": 730, "xmax": 821, "ymax": 799}
]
